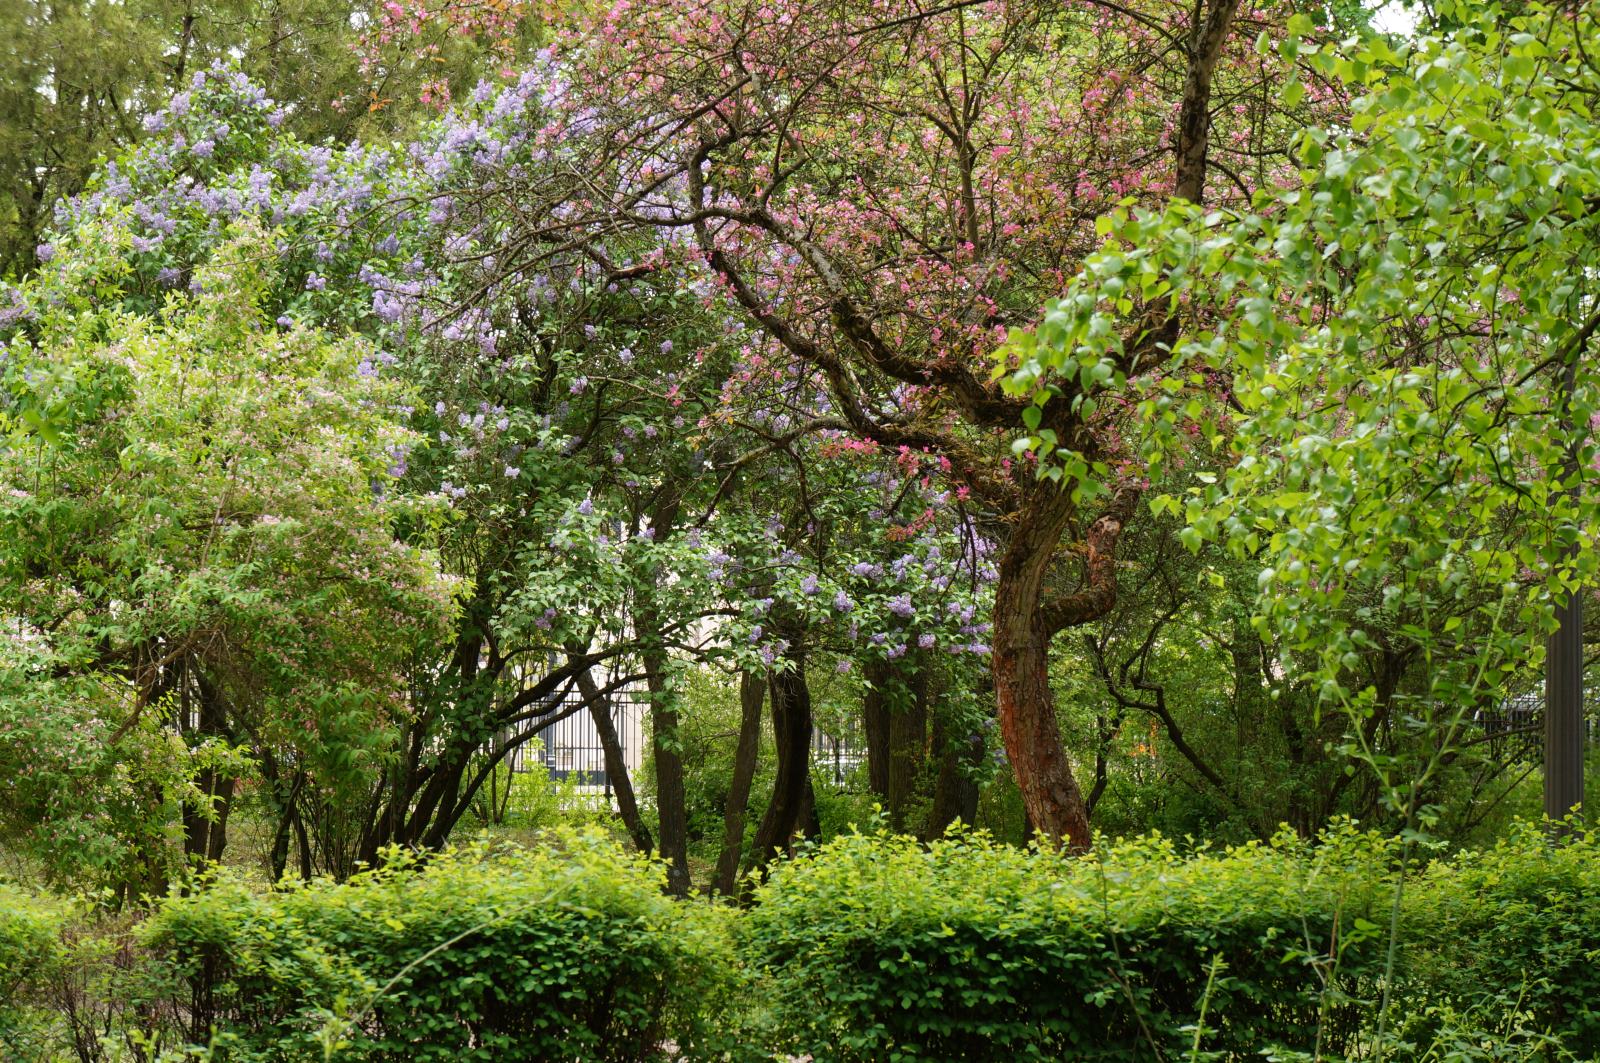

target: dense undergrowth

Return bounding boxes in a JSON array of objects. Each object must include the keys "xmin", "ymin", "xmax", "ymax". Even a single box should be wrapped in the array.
[{"xmin": 2, "ymin": 821, "xmax": 1595, "ymax": 1061}]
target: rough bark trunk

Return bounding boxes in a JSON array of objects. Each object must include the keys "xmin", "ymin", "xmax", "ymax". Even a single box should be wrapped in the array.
[
  {"xmin": 712, "ymin": 669, "xmax": 765, "ymax": 898},
  {"xmin": 743, "ymin": 647, "xmax": 812, "ymax": 897},
  {"xmin": 576, "ymin": 666, "xmax": 653, "ymax": 854},
  {"xmin": 992, "ymin": 488, "xmax": 1094, "ymax": 849},
  {"xmin": 862, "ymin": 658, "xmax": 892, "ymax": 801}
]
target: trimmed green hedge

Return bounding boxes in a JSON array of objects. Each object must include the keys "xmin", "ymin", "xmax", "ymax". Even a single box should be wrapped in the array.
[
  {"xmin": 10, "ymin": 823, "xmax": 1600, "ymax": 1060},
  {"xmin": 1402, "ymin": 822, "xmax": 1600, "ymax": 1056},
  {"xmin": 740, "ymin": 825, "xmax": 1399, "ymax": 1060},
  {"xmin": 145, "ymin": 831, "xmax": 736, "ymax": 1061}
]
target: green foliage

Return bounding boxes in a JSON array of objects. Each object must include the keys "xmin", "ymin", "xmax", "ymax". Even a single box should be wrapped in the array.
[
  {"xmin": 466, "ymin": 761, "xmax": 620, "ymax": 837},
  {"xmin": 1403, "ymin": 822, "xmax": 1600, "ymax": 1056},
  {"xmin": 145, "ymin": 832, "xmax": 737, "ymax": 1061},
  {"xmin": 638, "ymin": 666, "xmax": 774, "ymax": 858},
  {"xmin": 0, "ymin": 884, "xmax": 69, "ymax": 1056},
  {"xmin": 739, "ymin": 824, "xmax": 1400, "ymax": 1059},
  {"xmin": 1004, "ymin": 0, "xmax": 1600, "ymax": 711},
  {"xmin": 9, "ymin": 825, "xmax": 1600, "ymax": 1058},
  {"xmin": 0, "ymin": 227, "xmax": 457, "ymax": 886},
  {"xmin": 0, "ymin": 657, "xmax": 199, "ymax": 887}
]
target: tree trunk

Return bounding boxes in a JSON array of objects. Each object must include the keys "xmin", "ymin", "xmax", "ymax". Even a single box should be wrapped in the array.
[
  {"xmin": 992, "ymin": 488, "xmax": 1093, "ymax": 850},
  {"xmin": 743, "ymin": 646, "xmax": 812, "ymax": 896},
  {"xmin": 924, "ymin": 716, "xmax": 983, "ymax": 840},
  {"xmin": 795, "ymin": 777, "xmax": 821, "ymax": 851},
  {"xmin": 576, "ymin": 666, "xmax": 653, "ymax": 854},
  {"xmin": 863, "ymin": 658, "xmax": 891, "ymax": 801},
  {"xmin": 181, "ymin": 669, "xmax": 236, "ymax": 868},
  {"xmin": 711, "ymin": 670, "xmax": 765, "ymax": 898},
  {"xmin": 641, "ymin": 632, "xmax": 690, "ymax": 896}
]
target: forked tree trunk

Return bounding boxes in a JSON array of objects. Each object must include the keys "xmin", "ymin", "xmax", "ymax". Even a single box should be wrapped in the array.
[
  {"xmin": 743, "ymin": 646, "xmax": 812, "ymax": 898},
  {"xmin": 711, "ymin": 669, "xmax": 765, "ymax": 898},
  {"xmin": 988, "ymin": 0, "xmax": 1238, "ymax": 850},
  {"xmin": 993, "ymin": 484, "xmax": 1142, "ymax": 850},
  {"xmin": 992, "ymin": 488, "xmax": 1093, "ymax": 850}
]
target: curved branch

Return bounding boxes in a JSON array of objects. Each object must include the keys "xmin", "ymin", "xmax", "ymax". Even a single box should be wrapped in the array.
[{"xmin": 1040, "ymin": 482, "xmax": 1142, "ymax": 633}]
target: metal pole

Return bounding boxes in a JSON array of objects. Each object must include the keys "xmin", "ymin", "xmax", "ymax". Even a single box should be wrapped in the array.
[
  {"xmin": 1545, "ymin": 351, "xmax": 1585, "ymax": 827},
  {"xmin": 1545, "ymin": 587, "xmax": 1584, "ymax": 824}
]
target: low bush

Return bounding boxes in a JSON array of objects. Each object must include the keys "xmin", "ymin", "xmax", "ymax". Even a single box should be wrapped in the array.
[
  {"xmin": 739, "ymin": 824, "xmax": 1401, "ymax": 1060},
  {"xmin": 1403, "ymin": 822, "xmax": 1600, "ymax": 1056},
  {"xmin": 0, "ymin": 884, "xmax": 69, "ymax": 1057},
  {"xmin": 146, "ymin": 831, "xmax": 736, "ymax": 1061},
  {"xmin": 11, "ymin": 822, "xmax": 1600, "ymax": 1061}
]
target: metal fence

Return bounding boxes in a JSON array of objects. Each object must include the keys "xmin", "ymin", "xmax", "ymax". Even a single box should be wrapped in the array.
[
  {"xmin": 812, "ymin": 723, "xmax": 868, "ymax": 785},
  {"xmin": 499, "ymin": 683, "xmax": 648, "ymax": 792},
  {"xmin": 1475, "ymin": 685, "xmax": 1600, "ymax": 763},
  {"xmin": 491, "ymin": 679, "xmax": 869, "ymax": 790}
]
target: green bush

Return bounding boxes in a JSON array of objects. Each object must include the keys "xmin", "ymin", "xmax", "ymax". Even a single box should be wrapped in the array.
[
  {"xmin": 1402, "ymin": 822, "xmax": 1600, "ymax": 1056},
  {"xmin": 146, "ymin": 831, "xmax": 736, "ymax": 1061},
  {"xmin": 739, "ymin": 824, "xmax": 1400, "ymax": 1060},
  {"xmin": 0, "ymin": 883, "xmax": 69, "ymax": 1057},
  {"xmin": 17, "ymin": 821, "xmax": 1600, "ymax": 1060}
]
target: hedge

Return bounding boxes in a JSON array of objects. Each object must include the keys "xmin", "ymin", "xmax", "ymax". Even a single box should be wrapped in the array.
[
  {"xmin": 8, "ymin": 823, "xmax": 1600, "ymax": 1061},
  {"xmin": 145, "ymin": 831, "xmax": 736, "ymax": 1061},
  {"xmin": 1401, "ymin": 821, "xmax": 1600, "ymax": 1056},
  {"xmin": 739, "ymin": 824, "xmax": 1400, "ymax": 1060}
]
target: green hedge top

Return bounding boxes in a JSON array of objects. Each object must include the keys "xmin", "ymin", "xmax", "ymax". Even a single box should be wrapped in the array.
[
  {"xmin": 740, "ymin": 824, "xmax": 1403, "ymax": 1060},
  {"xmin": 146, "ymin": 831, "xmax": 736, "ymax": 1062}
]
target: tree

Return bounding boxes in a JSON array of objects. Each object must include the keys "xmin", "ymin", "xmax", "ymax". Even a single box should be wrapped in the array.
[
  {"xmin": 0, "ymin": 0, "xmax": 546, "ymax": 274},
  {"xmin": 0, "ymin": 225, "xmax": 455, "ymax": 891},
  {"xmin": 448, "ymin": 0, "xmax": 1325, "ymax": 846},
  {"xmin": 1003, "ymin": 0, "xmax": 1600, "ymax": 830}
]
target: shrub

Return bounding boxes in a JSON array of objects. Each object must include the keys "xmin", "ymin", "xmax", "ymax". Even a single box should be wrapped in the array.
[
  {"xmin": 0, "ymin": 884, "xmax": 69, "ymax": 1057},
  {"xmin": 1402, "ymin": 823, "xmax": 1600, "ymax": 1056},
  {"xmin": 146, "ymin": 831, "xmax": 736, "ymax": 1061},
  {"xmin": 739, "ymin": 824, "xmax": 1400, "ymax": 1060}
]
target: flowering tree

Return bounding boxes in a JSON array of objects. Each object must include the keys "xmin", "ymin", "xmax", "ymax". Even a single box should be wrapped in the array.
[
  {"xmin": 449, "ymin": 0, "xmax": 1321, "ymax": 846},
  {"xmin": 0, "ymin": 227, "xmax": 455, "ymax": 890},
  {"xmin": 40, "ymin": 64, "xmax": 998, "ymax": 889}
]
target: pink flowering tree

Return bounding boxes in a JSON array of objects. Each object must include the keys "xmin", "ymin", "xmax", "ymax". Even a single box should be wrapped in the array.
[{"xmin": 453, "ymin": 0, "xmax": 1328, "ymax": 847}]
